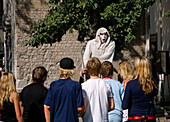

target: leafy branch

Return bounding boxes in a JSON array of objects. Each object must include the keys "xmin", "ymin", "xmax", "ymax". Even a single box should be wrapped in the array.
[{"xmin": 26, "ymin": 0, "xmax": 156, "ymax": 52}]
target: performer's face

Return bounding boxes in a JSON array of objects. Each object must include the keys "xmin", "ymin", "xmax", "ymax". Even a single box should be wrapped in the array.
[{"xmin": 99, "ymin": 33, "xmax": 108, "ymax": 43}]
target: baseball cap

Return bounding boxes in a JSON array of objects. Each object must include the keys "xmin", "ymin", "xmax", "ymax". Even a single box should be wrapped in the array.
[{"xmin": 60, "ymin": 57, "xmax": 76, "ymax": 69}]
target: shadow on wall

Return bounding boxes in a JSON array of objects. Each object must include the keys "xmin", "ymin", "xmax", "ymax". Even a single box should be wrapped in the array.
[
  {"xmin": 15, "ymin": 0, "xmax": 48, "ymax": 34},
  {"xmin": 114, "ymin": 15, "xmax": 146, "ymax": 61}
]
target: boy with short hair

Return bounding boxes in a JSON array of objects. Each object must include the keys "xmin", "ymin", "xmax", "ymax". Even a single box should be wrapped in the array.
[
  {"xmin": 44, "ymin": 57, "xmax": 84, "ymax": 122},
  {"xmin": 20, "ymin": 66, "xmax": 48, "ymax": 122},
  {"xmin": 82, "ymin": 57, "xmax": 114, "ymax": 122},
  {"xmin": 100, "ymin": 61, "xmax": 124, "ymax": 122}
]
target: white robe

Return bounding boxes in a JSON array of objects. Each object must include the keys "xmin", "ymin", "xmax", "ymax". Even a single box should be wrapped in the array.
[{"xmin": 83, "ymin": 27, "xmax": 115, "ymax": 67}]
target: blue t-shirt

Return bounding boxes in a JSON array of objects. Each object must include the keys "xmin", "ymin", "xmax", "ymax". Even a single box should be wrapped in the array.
[
  {"xmin": 122, "ymin": 79, "xmax": 157, "ymax": 117},
  {"xmin": 103, "ymin": 79, "xmax": 124, "ymax": 116},
  {"xmin": 44, "ymin": 78, "xmax": 84, "ymax": 122}
]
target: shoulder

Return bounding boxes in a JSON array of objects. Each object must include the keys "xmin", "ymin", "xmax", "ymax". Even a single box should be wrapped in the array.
[
  {"xmin": 108, "ymin": 40, "xmax": 115, "ymax": 46},
  {"xmin": 86, "ymin": 39, "xmax": 96, "ymax": 45},
  {"xmin": 81, "ymin": 79, "xmax": 90, "ymax": 86},
  {"xmin": 10, "ymin": 91, "xmax": 19, "ymax": 102},
  {"xmin": 38, "ymin": 84, "xmax": 48, "ymax": 92},
  {"xmin": 81, "ymin": 79, "xmax": 97, "ymax": 88},
  {"xmin": 70, "ymin": 79, "xmax": 81, "ymax": 87},
  {"xmin": 110, "ymin": 40, "xmax": 115, "ymax": 44},
  {"xmin": 104, "ymin": 79, "xmax": 121, "ymax": 85},
  {"xmin": 126, "ymin": 79, "xmax": 138, "ymax": 87},
  {"xmin": 50, "ymin": 80, "xmax": 58, "ymax": 86},
  {"xmin": 12, "ymin": 91, "xmax": 18, "ymax": 97},
  {"xmin": 21, "ymin": 83, "xmax": 32, "ymax": 91},
  {"xmin": 99, "ymin": 79, "xmax": 112, "ymax": 88}
]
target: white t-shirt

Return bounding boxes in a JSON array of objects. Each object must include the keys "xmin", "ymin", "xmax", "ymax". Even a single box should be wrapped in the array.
[{"xmin": 82, "ymin": 78, "xmax": 113, "ymax": 122}]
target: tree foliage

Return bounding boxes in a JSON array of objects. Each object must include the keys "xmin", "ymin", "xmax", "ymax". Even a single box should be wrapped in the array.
[
  {"xmin": 26, "ymin": 0, "xmax": 155, "ymax": 51},
  {"xmin": 164, "ymin": 10, "xmax": 170, "ymax": 17}
]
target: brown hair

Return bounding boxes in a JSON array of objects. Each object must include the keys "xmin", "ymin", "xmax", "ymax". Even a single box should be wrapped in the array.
[
  {"xmin": 32, "ymin": 66, "xmax": 48, "ymax": 83},
  {"xmin": 0, "ymin": 72, "xmax": 16, "ymax": 110},
  {"xmin": 86, "ymin": 57, "xmax": 101, "ymax": 76},
  {"xmin": 133, "ymin": 57, "xmax": 157, "ymax": 94},
  {"xmin": 100, "ymin": 61, "xmax": 114, "ymax": 78}
]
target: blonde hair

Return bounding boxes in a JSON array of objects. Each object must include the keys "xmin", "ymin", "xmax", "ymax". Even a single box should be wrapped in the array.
[
  {"xmin": 0, "ymin": 72, "xmax": 16, "ymax": 110},
  {"xmin": 119, "ymin": 61, "xmax": 133, "ymax": 80},
  {"xmin": 59, "ymin": 68, "xmax": 75, "ymax": 79},
  {"xmin": 133, "ymin": 58, "xmax": 141, "ymax": 77},
  {"xmin": 133, "ymin": 57, "xmax": 157, "ymax": 94}
]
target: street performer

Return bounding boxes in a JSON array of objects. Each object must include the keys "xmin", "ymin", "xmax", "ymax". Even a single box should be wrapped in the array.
[{"xmin": 81, "ymin": 27, "xmax": 115, "ymax": 81}]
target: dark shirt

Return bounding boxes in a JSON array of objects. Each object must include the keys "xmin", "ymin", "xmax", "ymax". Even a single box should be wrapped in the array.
[
  {"xmin": 44, "ymin": 78, "xmax": 84, "ymax": 122},
  {"xmin": 122, "ymin": 79, "xmax": 157, "ymax": 117},
  {"xmin": 20, "ymin": 83, "xmax": 48, "ymax": 122},
  {"xmin": 0, "ymin": 99, "xmax": 17, "ymax": 122}
]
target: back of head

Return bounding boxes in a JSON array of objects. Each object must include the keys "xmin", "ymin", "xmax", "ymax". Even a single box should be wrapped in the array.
[
  {"xmin": 59, "ymin": 57, "xmax": 76, "ymax": 79},
  {"xmin": 119, "ymin": 61, "xmax": 133, "ymax": 80},
  {"xmin": 133, "ymin": 58, "xmax": 141, "ymax": 78},
  {"xmin": 86, "ymin": 57, "xmax": 101, "ymax": 76},
  {"xmin": 0, "ymin": 72, "xmax": 16, "ymax": 110},
  {"xmin": 59, "ymin": 68, "xmax": 75, "ymax": 79},
  {"xmin": 32, "ymin": 66, "xmax": 48, "ymax": 83},
  {"xmin": 133, "ymin": 57, "xmax": 157, "ymax": 94},
  {"xmin": 100, "ymin": 61, "xmax": 114, "ymax": 78}
]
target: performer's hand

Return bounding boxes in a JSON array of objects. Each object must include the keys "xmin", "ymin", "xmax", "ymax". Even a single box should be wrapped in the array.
[{"xmin": 81, "ymin": 68, "xmax": 87, "ymax": 74}]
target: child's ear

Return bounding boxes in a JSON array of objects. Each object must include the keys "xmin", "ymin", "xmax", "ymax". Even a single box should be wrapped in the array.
[{"xmin": 42, "ymin": 76, "xmax": 47, "ymax": 82}]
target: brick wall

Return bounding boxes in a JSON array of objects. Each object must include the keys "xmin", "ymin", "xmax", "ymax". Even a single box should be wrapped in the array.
[{"xmin": 13, "ymin": 0, "xmax": 146, "ymax": 90}]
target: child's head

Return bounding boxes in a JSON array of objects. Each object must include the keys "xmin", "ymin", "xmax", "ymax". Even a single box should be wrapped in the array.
[
  {"xmin": 133, "ymin": 57, "xmax": 156, "ymax": 94},
  {"xmin": 0, "ymin": 72, "xmax": 16, "ymax": 110},
  {"xmin": 133, "ymin": 57, "xmax": 152, "ymax": 80},
  {"xmin": 32, "ymin": 66, "xmax": 48, "ymax": 84},
  {"xmin": 59, "ymin": 57, "xmax": 75, "ymax": 79},
  {"xmin": 86, "ymin": 57, "xmax": 101, "ymax": 76},
  {"xmin": 119, "ymin": 61, "xmax": 133, "ymax": 80},
  {"xmin": 100, "ymin": 61, "xmax": 114, "ymax": 78}
]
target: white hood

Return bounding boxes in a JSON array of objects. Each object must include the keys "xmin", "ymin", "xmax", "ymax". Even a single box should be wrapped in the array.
[{"xmin": 95, "ymin": 27, "xmax": 111, "ymax": 49}]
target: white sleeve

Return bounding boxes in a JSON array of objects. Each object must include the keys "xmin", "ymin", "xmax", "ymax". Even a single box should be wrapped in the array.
[
  {"xmin": 99, "ymin": 41, "xmax": 115, "ymax": 62},
  {"xmin": 83, "ymin": 41, "xmax": 92, "ymax": 67},
  {"xmin": 81, "ymin": 84, "xmax": 87, "ymax": 98}
]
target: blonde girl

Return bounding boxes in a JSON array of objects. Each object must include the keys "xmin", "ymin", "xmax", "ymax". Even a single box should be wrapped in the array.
[
  {"xmin": 0, "ymin": 72, "xmax": 23, "ymax": 122},
  {"xmin": 133, "ymin": 57, "xmax": 157, "ymax": 94},
  {"xmin": 118, "ymin": 61, "xmax": 133, "ymax": 122},
  {"xmin": 122, "ymin": 57, "xmax": 157, "ymax": 122},
  {"xmin": 119, "ymin": 61, "xmax": 133, "ymax": 89}
]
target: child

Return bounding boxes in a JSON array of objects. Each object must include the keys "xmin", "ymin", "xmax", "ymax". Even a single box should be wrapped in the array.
[
  {"xmin": 82, "ymin": 57, "xmax": 114, "ymax": 122},
  {"xmin": 100, "ymin": 61, "xmax": 124, "ymax": 122},
  {"xmin": 44, "ymin": 57, "xmax": 84, "ymax": 122},
  {"xmin": 122, "ymin": 57, "xmax": 157, "ymax": 122},
  {"xmin": 118, "ymin": 61, "xmax": 133, "ymax": 122},
  {"xmin": 20, "ymin": 66, "xmax": 48, "ymax": 122},
  {"xmin": 0, "ymin": 72, "xmax": 24, "ymax": 122},
  {"xmin": 118, "ymin": 61, "xmax": 133, "ymax": 89}
]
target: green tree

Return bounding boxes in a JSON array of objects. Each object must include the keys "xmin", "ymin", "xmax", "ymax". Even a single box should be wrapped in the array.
[
  {"xmin": 26, "ymin": 0, "xmax": 155, "ymax": 51},
  {"xmin": 164, "ymin": 10, "xmax": 170, "ymax": 17}
]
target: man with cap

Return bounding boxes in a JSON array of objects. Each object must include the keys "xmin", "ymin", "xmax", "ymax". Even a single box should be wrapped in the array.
[{"xmin": 44, "ymin": 57, "xmax": 84, "ymax": 122}]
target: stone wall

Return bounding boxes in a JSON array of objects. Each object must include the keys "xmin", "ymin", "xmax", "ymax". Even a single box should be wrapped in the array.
[{"xmin": 13, "ymin": 0, "xmax": 146, "ymax": 90}]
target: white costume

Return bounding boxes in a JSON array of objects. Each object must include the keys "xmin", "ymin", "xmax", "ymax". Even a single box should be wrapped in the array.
[
  {"xmin": 82, "ymin": 78, "xmax": 113, "ymax": 122},
  {"xmin": 83, "ymin": 27, "xmax": 115, "ymax": 67}
]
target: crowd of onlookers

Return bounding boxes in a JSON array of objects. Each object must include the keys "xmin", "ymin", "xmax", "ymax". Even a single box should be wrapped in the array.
[{"xmin": 0, "ymin": 57, "xmax": 157, "ymax": 122}]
